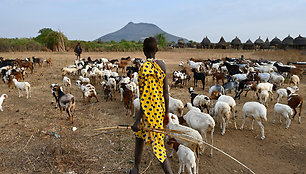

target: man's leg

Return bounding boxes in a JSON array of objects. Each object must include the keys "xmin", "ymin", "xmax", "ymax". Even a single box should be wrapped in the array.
[
  {"xmin": 130, "ymin": 137, "xmax": 144, "ymax": 174},
  {"xmin": 160, "ymin": 158, "xmax": 173, "ymax": 174}
]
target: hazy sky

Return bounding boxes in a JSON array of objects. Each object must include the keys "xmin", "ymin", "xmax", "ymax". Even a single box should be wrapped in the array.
[{"xmin": 0, "ymin": 0, "xmax": 305, "ymax": 42}]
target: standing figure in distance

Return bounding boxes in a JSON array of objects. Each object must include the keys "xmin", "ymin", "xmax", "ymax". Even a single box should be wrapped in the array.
[{"xmin": 74, "ymin": 42, "xmax": 82, "ymax": 61}]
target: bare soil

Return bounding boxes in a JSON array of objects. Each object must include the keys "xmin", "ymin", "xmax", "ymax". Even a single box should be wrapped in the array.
[{"xmin": 0, "ymin": 49, "xmax": 305, "ymax": 174}]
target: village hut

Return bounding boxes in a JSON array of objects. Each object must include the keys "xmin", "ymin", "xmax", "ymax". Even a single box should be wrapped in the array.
[
  {"xmin": 282, "ymin": 35, "xmax": 294, "ymax": 49},
  {"xmin": 293, "ymin": 35, "xmax": 306, "ymax": 49},
  {"xmin": 231, "ymin": 36, "xmax": 242, "ymax": 49},
  {"xmin": 243, "ymin": 39, "xmax": 254, "ymax": 50},
  {"xmin": 262, "ymin": 38, "xmax": 270, "ymax": 49},
  {"xmin": 216, "ymin": 36, "xmax": 229, "ymax": 49},
  {"xmin": 270, "ymin": 37, "xmax": 282, "ymax": 48},
  {"xmin": 201, "ymin": 36, "xmax": 211, "ymax": 48},
  {"xmin": 254, "ymin": 37, "xmax": 264, "ymax": 49}
]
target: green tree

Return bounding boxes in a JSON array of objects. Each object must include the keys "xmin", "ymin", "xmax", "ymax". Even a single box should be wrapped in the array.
[
  {"xmin": 155, "ymin": 33, "xmax": 168, "ymax": 49},
  {"xmin": 35, "ymin": 28, "xmax": 53, "ymax": 45}
]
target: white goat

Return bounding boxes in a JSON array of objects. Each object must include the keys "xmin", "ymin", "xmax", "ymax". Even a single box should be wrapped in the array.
[
  {"xmin": 193, "ymin": 95, "xmax": 210, "ymax": 114},
  {"xmin": 168, "ymin": 140, "xmax": 197, "ymax": 174},
  {"xmin": 276, "ymin": 88, "xmax": 287, "ymax": 103},
  {"xmin": 240, "ymin": 102, "xmax": 267, "ymax": 140},
  {"xmin": 79, "ymin": 76, "xmax": 90, "ymax": 84},
  {"xmin": 232, "ymin": 73, "xmax": 247, "ymax": 82},
  {"xmin": 273, "ymin": 103, "xmax": 293, "ymax": 129},
  {"xmin": 187, "ymin": 60, "xmax": 202, "ymax": 71},
  {"xmin": 167, "ymin": 113, "xmax": 204, "ymax": 156},
  {"xmin": 62, "ymin": 76, "xmax": 71, "ymax": 91},
  {"xmin": 0, "ymin": 94, "xmax": 8, "ymax": 111},
  {"xmin": 169, "ymin": 96, "xmax": 184, "ymax": 116},
  {"xmin": 12, "ymin": 79, "xmax": 31, "ymax": 99},
  {"xmin": 256, "ymin": 82, "xmax": 276, "ymax": 101},
  {"xmin": 107, "ymin": 77, "xmax": 116, "ymax": 91},
  {"xmin": 259, "ymin": 90, "xmax": 269, "ymax": 107},
  {"xmin": 290, "ymin": 75, "xmax": 300, "ymax": 86},
  {"xmin": 258, "ymin": 73, "xmax": 271, "ymax": 83},
  {"xmin": 269, "ymin": 73, "xmax": 285, "ymax": 87},
  {"xmin": 217, "ymin": 95, "xmax": 236, "ymax": 119},
  {"xmin": 214, "ymin": 101, "xmax": 233, "ymax": 136},
  {"xmin": 184, "ymin": 103, "xmax": 215, "ymax": 156}
]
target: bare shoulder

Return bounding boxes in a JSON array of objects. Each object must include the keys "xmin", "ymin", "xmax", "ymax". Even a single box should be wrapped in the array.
[{"xmin": 155, "ymin": 59, "xmax": 166, "ymax": 72}]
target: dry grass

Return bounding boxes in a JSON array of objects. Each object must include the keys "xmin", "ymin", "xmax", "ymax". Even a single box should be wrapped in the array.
[{"xmin": 0, "ymin": 49, "xmax": 305, "ymax": 174}]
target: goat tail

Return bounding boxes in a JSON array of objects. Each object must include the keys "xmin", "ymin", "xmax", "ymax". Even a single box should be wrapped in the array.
[{"xmin": 71, "ymin": 97, "xmax": 75, "ymax": 104}]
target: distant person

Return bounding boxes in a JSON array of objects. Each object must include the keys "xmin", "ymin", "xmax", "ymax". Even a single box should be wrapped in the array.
[{"xmin": 74, "ymin": 43, "xmax": 82, "ymax": 60}]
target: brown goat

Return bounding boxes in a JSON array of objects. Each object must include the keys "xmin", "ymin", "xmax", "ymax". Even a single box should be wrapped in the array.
[
  {"xmin": 115, "ymin": 62, "xmax": 128, "ymax": 73},
  {"xmin": 290, "ymin": 68, "xmax": 303, "ymax": 79},
  {"xmin": 210, "ymin": 91, "xmax": 221, "ymax": 100},
  {"xmin": 8, "ymin": 73, "xmax": 23, "ymax": 88},
  {"xmin": 288, "ymin": 94, "xmax": 303, "ymax": 124},
  {"xmin": 190, "ymin": 57, "xmax": 203, "ymax": 62},
  {"xmin": 102, "ymin": 84, "xmax": 113, "ymax": 101},
  {"xmin": 121, "ymin": 84, "xmax": 134, "ymax": 116},
  {"xmin": 212, "ymin": 72, "xmax": 225, "ymax": 84},
  {"xmin": 46, "ymin": 58, "xmax": 52, "ymax": 66},
  {"xmin": 15, "ymin": 59, "xmax": 33, "ymax": 73}
]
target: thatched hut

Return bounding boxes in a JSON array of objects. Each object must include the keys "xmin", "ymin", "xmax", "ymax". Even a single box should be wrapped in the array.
[
  {"xmin": 216, "ymin": 36, "xmax": 229, "ymax": 49},
  {"xmin": 282, "ymin": 35, "xmax": 294, "ymax": 49},
  {"xmin": 231, "ymin": 36, "xmax": 242, "ymax": 49},
  {"xmin": 293, "ymin": 35, "xmax": 306, "ymax": 49},
  {"xmin": 177, "ymin": 38, "xmax": 185, "ymax": 48},
  {"xmin": 254, "ymin": 37, "xmax": 264, "ymax": 49},
  {"xmin": 243, "ymin": 39, "xmax": 254, "ymax": 50},
  {"xmin": 201, "ymin": 36, "xmax": 211, "ymax": 49},
  {"xmin": 263, "ymin": 38, "xmax": 270, "ymax": 49},
  {"xmin": 270, "ymin": 37, "xmax": 282, "ymax": 48}
]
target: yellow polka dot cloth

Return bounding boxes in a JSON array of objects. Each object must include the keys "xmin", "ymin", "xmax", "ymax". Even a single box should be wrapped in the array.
[{"xmin": 135, "ymin": 59, "xmax": 167, "ymax": 163}]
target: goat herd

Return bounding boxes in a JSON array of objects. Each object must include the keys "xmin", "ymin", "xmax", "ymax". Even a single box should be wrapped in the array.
[{"xmin": 0, "ymin": 54, "xmax": 304, "ymax": 173}]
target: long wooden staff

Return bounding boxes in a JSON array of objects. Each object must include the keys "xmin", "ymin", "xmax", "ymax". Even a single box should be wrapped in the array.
[{"xmin": 94, "ymin": 125, "xmax": 255, "ymax": 174}]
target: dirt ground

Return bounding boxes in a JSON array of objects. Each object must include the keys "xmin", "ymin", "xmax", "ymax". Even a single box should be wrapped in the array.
[{"xmin": 0, "ymin": 49, "xmax": 305, "ymax": 174}]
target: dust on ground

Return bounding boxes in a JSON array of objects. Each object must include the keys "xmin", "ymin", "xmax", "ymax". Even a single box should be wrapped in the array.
[{"xmin": 0, "ymin": 49, "xmax": 305, "ymax": 174}]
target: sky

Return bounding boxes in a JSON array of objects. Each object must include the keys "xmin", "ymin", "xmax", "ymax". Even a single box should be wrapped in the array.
[{"xmin": 0, "ymin": 0, "xmax": 305, "ymax": 42}]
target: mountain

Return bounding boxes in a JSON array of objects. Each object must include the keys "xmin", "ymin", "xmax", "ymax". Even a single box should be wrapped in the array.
[{"xmin": 96, "ymin": 22, "xmax": 188, "ymax": 43}]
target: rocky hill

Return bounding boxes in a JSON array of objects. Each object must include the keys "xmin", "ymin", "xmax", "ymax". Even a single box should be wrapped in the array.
[{"xmin": 96, "ymin": 22, "xmax": 187, "ymax": 42}]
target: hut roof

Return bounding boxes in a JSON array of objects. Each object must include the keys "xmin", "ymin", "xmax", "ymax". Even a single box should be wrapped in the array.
[
  {"xmin": 270, "ymin": 37, "xmax": 282, "ymax": 46},
  {"xmin": 201, "ymin": 36, "xmax": 211, "ymax": 46},
  {"xmin": 231, "ymin": 36, "xmax": 242, "ymax": 46},
  {"xmin": 245, "ymin": 39, "xmax": 254, "ymax": 46},
  {"xmin": 254, "ymin": 37, "xmax": 264, "ymax": 45},
  {"xmin": 263, "ymin": 38, "xmax": 270, "ymax": 49},
  {"xmin": 282, "ymin": 35, "xmax": 294, "ymax": 46},
  {"xmin": 217, "ymin": 36, "xmax": 228, "ymax": 46},
  {"xmin": 293, "ymin": 35, "xmax": 306, "ymax": 46}
]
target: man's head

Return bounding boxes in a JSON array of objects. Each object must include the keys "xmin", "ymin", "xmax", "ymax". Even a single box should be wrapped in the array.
[{"xmin": 143, "ymin": 37, "xmax": 158, "ymax": 58}]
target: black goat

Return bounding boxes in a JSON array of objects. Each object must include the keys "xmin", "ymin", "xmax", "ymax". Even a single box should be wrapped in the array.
[
  {"xmin": 110, "ymin": 59, "xmax": 119, "ymax": 64},
  {"xmin": 273, "ymin": 62, "xmax": 291, "ymax": 73},
  {"xmin": 191, "ymin": 69, "xmax": 205, "ymax": 89},
  {"xmin": 234, "ymin": 80, "xmax": 257, "ymax": 100},
  {"xmin": 121, "ymin": 56, "xmax": 131, "ymax": 61},
  {"xmin": 223, "ymin": 61, "xmax": 242, "ymax": 75}
]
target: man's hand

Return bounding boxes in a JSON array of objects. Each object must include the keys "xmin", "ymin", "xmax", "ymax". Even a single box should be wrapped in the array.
[
  {"xmin": 132, "ymin": 120, "xmax": 141, "ymax": 132},
  {"xmin": 163, "ymin": 113, "xmax": 170, "ymax": 128}
]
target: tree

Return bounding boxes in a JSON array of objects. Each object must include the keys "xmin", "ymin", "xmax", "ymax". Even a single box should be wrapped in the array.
[
  {"xmin": 155, "ymin": 33, "xmax": 168, "ymax": 49},
  {"xmin": 35, "ymin": 28, "xmax": 68, "ymax": 51}
]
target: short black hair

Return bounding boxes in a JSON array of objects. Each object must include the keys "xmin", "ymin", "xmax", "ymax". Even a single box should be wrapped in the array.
[{"xmin": 143, "ymin": 37, "xmax": 158, "ymax": 53}]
